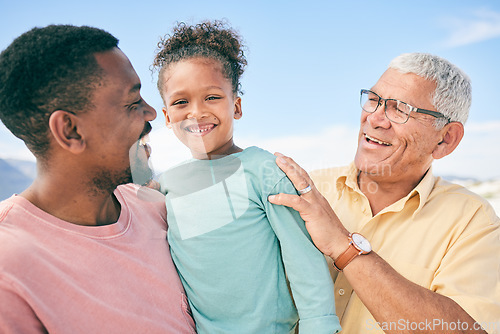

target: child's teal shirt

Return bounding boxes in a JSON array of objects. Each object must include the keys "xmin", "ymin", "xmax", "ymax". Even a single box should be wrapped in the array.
[{"xmin": 159, "ymin": 146, "xmax": 340, "ymax": 334}]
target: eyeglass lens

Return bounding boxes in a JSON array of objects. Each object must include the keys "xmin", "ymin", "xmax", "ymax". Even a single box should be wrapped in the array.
[{"xmin": 360, "ymin": 90, "xmax": 411, "ymax": 124}]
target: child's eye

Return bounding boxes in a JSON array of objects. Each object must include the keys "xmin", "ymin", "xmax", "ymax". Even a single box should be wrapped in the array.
[
  {"xmin": 172, "ymin": 100, "xmax": 187, "ymax": 106},
  {"xmin": 206, "ymin": 96, "xmax": 221, "ymax": 101}
]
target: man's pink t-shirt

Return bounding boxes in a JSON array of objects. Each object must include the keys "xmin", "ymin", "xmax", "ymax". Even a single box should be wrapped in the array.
[{"xmin": 0, "ymin": 184, "xmax": 196, "ymax": 334}]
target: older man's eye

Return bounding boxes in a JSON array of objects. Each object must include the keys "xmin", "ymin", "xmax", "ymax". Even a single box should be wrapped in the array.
[{"xmin": 396, "ymin": 104, "xmax": 411, "ymax": 116}]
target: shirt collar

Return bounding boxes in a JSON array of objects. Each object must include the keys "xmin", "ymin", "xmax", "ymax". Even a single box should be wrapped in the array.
[
  {"xmin": 408, "ymin": 166, "xmax": 436, "ymax": 218},
  {"xmin": 334, "ymin": 163, "xmax": 358, "ymax": 200},
  {"xmin": 335, "ymin": 163, "xmax": 436, "ymax": 218}
]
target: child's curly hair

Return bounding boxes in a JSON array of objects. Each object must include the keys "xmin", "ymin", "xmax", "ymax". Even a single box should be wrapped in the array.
[{"xmin": 153, "ymin": 20, "xmax": 247, "ymax": 97}]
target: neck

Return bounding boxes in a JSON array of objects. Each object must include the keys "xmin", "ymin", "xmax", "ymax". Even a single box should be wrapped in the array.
[
  {"xmin": 358, "ymin": 171, "xmax": 425, "ymax": 216},
  {"xmin": 192, "ymin": 142, "xmax": 242, "ymax": 160},
  {"xmin": 21, "ymin": 168, "xmax": 121, "ymax": 226}
]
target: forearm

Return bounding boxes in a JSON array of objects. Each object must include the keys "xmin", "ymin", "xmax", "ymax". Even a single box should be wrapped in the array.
[{"xmin": 340, "ymin": 252, "xmax": 486, "ymax": 334}]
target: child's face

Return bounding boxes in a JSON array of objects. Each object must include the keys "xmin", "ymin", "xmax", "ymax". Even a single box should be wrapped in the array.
[{"xmin": 161, "ymin": 58, "xmax": 242, "ymax": 159}]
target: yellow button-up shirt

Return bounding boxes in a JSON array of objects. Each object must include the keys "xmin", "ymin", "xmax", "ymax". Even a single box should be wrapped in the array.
[{"xmin": 311, "ymin": 163, "xmax": 500, "ymax": 334}]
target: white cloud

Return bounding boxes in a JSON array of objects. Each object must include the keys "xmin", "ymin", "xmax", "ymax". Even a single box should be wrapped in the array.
[
  {"xmin": 442, "ymin": 8, "xmax": 500, "ymax": 47},
  {"xmin": 0, "ymin": 137, "xmax": 35, "ymax": 161}
]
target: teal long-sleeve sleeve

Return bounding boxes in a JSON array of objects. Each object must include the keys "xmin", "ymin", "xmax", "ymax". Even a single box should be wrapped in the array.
[{"xmin": 264, "ymin": 167, "xmax": 340, "ymax": 334}]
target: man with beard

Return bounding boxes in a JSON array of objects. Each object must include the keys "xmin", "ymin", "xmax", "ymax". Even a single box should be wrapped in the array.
[{"xmin": 0, "ymin": 25, "xmax": 195, "ymax": 333}]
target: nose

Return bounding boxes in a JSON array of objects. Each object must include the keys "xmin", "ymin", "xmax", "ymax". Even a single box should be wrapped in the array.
[
  {"xmin": 365, "ymin": 102, "xmax": 391, "ymax": 129},
  {"xmin": 143, "ymin": 100, "xmax": 157, "ymax": 121},
  {"xmin": 187, "ymin": 101, "xmax": 207, "ymax": 120}
]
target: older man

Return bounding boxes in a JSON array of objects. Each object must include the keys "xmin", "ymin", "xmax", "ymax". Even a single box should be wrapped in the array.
[
  {"xmin": 0, "ymin": 25, "xmax": 195, "ymax": 333},
  {"xmin": 270, "ymin": 53, "xmax": 500, "ymax": 333}
]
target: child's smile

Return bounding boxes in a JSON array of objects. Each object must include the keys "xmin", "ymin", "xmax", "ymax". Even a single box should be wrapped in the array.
[{"xmin": 183, "ymin": 122, "xmax": 217, "ymax": 136}]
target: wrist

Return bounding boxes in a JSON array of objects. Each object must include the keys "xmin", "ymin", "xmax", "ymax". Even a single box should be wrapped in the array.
[
  {"xmin": 332, "ymin": 232, "xmax": 372, "ymax": 271},
  {"xmin": 325, "ymin": 229, "xmax": 351, "ymax": 260}
]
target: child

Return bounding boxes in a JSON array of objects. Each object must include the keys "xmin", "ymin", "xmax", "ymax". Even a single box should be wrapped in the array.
[{"xmin": 153, "ymin": 21, "xmax": 340, "ymax": 334}]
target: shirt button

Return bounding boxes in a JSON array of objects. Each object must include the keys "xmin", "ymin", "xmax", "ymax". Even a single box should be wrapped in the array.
[{"xmin": 338, "ymin": 289, "xmax": 345, "ymax": 296}]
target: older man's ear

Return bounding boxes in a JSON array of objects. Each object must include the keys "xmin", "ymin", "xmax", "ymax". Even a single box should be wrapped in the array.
[{"xmin": 432, "ymin": 122, "xmax": 464, "ymax": 160}]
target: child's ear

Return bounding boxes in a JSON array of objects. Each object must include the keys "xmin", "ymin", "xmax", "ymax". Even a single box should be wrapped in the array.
[
  {"xmin": 48, "ymin": 110, "xmax": 85, "ymax": 154},
  {"xmin": 234, "ymin": 97, "xmax": 242, "ymax": 120},
  {"xmin": 162, "ymin": 107, "xmax": 173, "ymax": 128},
  {"xmin": 432, "ymin": 122, "xmax": 464, "ymax": 160}
]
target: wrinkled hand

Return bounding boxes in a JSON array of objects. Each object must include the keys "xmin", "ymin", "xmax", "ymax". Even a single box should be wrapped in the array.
[{"xmin": 268, "ymin": 153, "xmax": 349, "ymax": 259}]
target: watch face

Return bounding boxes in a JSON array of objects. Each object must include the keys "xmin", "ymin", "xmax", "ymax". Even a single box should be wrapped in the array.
[{"xmin": 352, "ymin": 233, "xmax": 372, "ymax": 253}]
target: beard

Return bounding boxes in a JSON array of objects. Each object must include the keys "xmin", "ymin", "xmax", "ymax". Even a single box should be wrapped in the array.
[
  {"xmin": 88, "ymin": 131, "xmax": 154, "ymax": 195},
  {"xmin": 90, "ymin": 166, "xmax": 133, "ymax": 196}
]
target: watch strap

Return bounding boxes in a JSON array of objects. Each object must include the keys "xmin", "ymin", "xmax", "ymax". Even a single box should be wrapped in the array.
[{"xmin": 333, "ymin": 242, "xmax": 360, "ymax": 271}]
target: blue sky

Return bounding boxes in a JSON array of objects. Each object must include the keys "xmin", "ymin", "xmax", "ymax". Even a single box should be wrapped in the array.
[{"xmin": 1, "ymin": 0, "xmax": 500, "ymax": 179}]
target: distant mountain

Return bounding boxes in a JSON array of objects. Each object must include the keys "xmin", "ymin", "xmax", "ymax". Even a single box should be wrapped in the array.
[
  {"xmin": 0, "ymin": 158, "xmax": 35, "ymax": 200},
  {"xmin": 5, "ymin": 158, "xmax": 37, "ymax": 179}
]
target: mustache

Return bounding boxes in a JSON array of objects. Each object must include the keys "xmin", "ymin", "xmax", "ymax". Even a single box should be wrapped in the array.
[{"xmin": 139, "ymin": 122, "xmax": 152, "ymax": 140}]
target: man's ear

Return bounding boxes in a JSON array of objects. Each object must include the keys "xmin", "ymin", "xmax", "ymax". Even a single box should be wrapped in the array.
[
  {"xmin": 162, "ymin": 107, "xmax": 172, "ymax": 129},
  {"xmin": 432, "ymin": 122, "xmax": 464, "ymax": 160},
  {"xmin": 234, "ymin": 97, "xmax": 242, "ymax": 120},
  {"xmin": 48, "ymin": 110, "xmax": 85, "ymax": 154}
]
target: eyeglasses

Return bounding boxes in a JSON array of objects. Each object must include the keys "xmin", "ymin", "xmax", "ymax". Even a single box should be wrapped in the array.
[{"xmin": 360, "ymin": 89, "xmax": 450, "ymax": 124}]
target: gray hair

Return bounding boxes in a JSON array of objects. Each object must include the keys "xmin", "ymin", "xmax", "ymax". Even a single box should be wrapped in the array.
[{"xmin": 388, "ymin": 53, "xmax": 471, "ymax": 128}]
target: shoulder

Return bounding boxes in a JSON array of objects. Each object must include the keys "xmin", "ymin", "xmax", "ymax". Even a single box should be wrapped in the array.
[
  {"xmin": 0, "ymin": 198, "xmax": 38, "ymax": 270},
  {"xmin": 240, "ymin": 147, "xmax": 297, "ymax": 194},
  {"xmin": 0, "ymin": 196, "xmax": 32, "ymax": 230},
  {"xmin": 240, "ymin": 146, "xmax": 277, "ymax": 162},
  {"xmin": 116, "ymin": 183, "xmax": 164, "ymax": 203},
  {"xmin": 429, "ymin": 177, "xmax": 499, "ymax": 227},
  {"xmin": 115, "ymin": 184, "xmax": 166, "ymax": 222},
  {"xmin": 0, "ymin": 198, "xmax": 15, "ymax": 223},
  {"xmin": 240, "ymin": 146, "xmax": 285, "ymax": 177}
]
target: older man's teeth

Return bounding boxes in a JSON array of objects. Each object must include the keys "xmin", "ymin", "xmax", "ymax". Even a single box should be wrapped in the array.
[{"xmin": 365, "ymin": 134, "xmax": 391, "ymax": 146}]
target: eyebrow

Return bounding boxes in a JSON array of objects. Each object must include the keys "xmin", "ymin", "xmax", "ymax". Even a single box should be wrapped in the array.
[
  {"xmin": 370, "ymin": 88, "xmax": 414, "ymax": 105},
  {"xmin": 129, "ymin": 83, "xmax": 142, "ymax": 94},
  {"xmin": 204, "ymin": 85, "xmax": 224, "ymax": 91},
  {"xmin": 167, "ymin": 85, "xmax": 225, "ymax": 99}
]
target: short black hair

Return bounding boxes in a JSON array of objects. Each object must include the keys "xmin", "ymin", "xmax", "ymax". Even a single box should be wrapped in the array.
[
  {"xmin": 0, "ymin": 24, "xmax": 119, "ymax": 158},
  {"xmin": 153, "ymin": 20, "xmax": 247, "ymax": 98}
]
